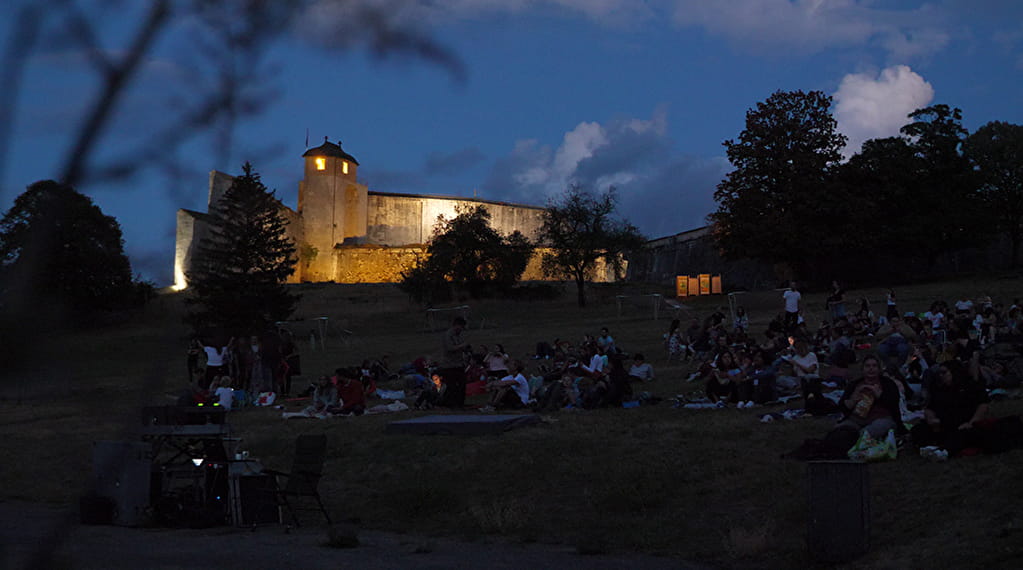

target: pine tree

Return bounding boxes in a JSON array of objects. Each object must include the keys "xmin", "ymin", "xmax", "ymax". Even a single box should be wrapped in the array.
[{"xmin": 186, "ymin": 162, "xmax": 298, "ymax": 332}]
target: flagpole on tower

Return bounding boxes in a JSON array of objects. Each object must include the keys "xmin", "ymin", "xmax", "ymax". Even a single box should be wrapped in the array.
[{"xmin": 305, "ymin": 128, "xmax": 309, "ymax": 148}]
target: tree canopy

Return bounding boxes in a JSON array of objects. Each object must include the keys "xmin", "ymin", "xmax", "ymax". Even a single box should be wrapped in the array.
[
  {"xmin": 898, "ymin": 105, "xmax": 988, "ymax": 260},
  {"xmin": 0, "ymin": 179, "xmax": 136, "ymax": 316},
  {"xmin": 965, "ymin": 121, "xmax": 1023, "ymax": 266},
  {"xmin": 399, "ymin": 204, "xmax": 533, "ymax": 302},
  {"xmin": 540, "ymin": 185, "xmax": 645, "ymax": 307},
  {"xmin": 709, "ymin": 90, "xmax": 847, "ymax": 280},
  {"xmin": 706, "ymin": 91, "xmax": 1023, "ymax": 283},
  {"xmin": 186, "ymin": 162, "xmax": 298, "ymax": 332}
]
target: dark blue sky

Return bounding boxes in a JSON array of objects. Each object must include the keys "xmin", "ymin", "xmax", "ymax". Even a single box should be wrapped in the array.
[{"xmin": 3, "ymin": 0, "xmax": 1022, "ymax": 285}]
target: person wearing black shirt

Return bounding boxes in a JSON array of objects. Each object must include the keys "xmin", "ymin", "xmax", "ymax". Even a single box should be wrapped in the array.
[{"xmin": 911, "ymin": 360, "xmax": 989, "ymax": 456}]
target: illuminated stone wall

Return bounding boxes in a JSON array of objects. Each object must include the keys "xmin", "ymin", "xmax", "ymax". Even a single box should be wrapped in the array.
[
  {"xmin": 366, "ymin": 193, "xmax": 544, "ymax": 246},
  {"xmin": 329, "ymin": 245, "xmax": 613, "ymax": 284},
  {"xmin": 333, "ymin": 245, "xmax": 423, "ymax": 284}
]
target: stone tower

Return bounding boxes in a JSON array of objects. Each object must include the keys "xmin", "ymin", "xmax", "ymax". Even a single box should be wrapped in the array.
[{"xmin": 298, "ymin": 138, "xmax": 368, "ymax": 281}]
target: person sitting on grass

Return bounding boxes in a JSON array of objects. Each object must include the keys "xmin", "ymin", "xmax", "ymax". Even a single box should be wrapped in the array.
[
  {"xmin": 788, "ymin": 338, "xmax": 824, "ymax": 407},
  {"xmin": 784, "ymin": 354, "xmax": 905, "ymax": 460},
  {"xmin": 464, "ymin": 353, "xmax": 487, "ymax": 385},
  {"xmin": 303, "ymin": 375, "xmax": 338, "ymax": 415},
  {"xmin": 910, "ymin": 360, "xmax": 990, "ymax": 457},
  {"xmin": 664, "ymin": 319, "xmax": 691, "ymax": 361},
  {"xmin": 483, "ymin": 343, "xmax": 511, "ymax": 380},
  {"xmin": 876, "ymin": 315, "xmax": 918, "ymax": 367},
  {"xmin": 572, "ymin": 344, "xmax": 606, "ymax": 379},
  {"xmin": 482, "ymin": 360, "xmax": 529, "ymax": 411},
  {"xmin": 707, "ymin": 351, "xmax": 742, "ymax": 405},
  {"xmin": 210, "ymin": 376, "xmax": 235, "ymax": 410},
  {"xmin": 600, "ymin": 354, "xmax": 633, "ymax": 407},
  {"xmin": 740, "ymin": 349, "xmax": 777, "ymax": 405},
  {"xmin": 335, "ymin": 367, "xmax": 367, "ymax": 416},
  {"xmin": 628, "ymin": 353, "xmax": 655, "ymax": 383},
  {"xmin": 833, "ymin": 354, "xmax": 906, "ymax": 444},
  {"xmin": 596, "ymin": 327, "xmax": 616, "ymax": 354}
]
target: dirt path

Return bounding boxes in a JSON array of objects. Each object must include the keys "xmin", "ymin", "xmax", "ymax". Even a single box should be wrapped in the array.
[{"xmin": 1, "ymin": 501, "xmax": 707, "ymax": 569}]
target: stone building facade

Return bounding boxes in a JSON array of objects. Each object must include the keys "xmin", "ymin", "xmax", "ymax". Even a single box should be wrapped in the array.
[
  {"xmin": 174, "ymin": 140, "xmax": 553, "ymax": 288},
  {"xmin": 626, "ymin": 226, "xmax": 776, "ymax": 291}
]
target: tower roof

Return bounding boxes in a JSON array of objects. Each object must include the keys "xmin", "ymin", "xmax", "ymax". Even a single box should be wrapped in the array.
[{"xmin": 302, "ymin": 137, "xmax": 360, "ymax": 165}]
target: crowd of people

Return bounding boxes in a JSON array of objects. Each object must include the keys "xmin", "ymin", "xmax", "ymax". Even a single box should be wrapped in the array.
[
  {"xmin": 187, "ymin": 331, "xmax": 303, "ymax": 398},
  {"xmin": 403, "ymin": 318, "xmax": 651, "ymax": 412},
  {"xmin": 184, "ymin": 328, "xmax": 391, "ymax": 415},
  {"xmin": 181, "ymin": 284, "xmax": 1023, "ymax": 460}
]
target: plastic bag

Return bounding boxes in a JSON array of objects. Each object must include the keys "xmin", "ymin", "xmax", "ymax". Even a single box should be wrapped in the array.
[
  {"xmin": 255, "ymin": 391, "xmax": 277, "ymax": 406},
  {"xmin": 848, "ymin": 429, "xmax": 897, "ymax": 462}
]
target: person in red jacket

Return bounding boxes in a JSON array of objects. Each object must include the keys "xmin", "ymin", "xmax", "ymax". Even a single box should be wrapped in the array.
[{"xmin": 334, "ymin": 367, "xmax": 366, "ymax": 416}]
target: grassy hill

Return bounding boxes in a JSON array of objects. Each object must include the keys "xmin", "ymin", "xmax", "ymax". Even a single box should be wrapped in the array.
[{"xmin": 2, "ymin": 277, "xmax": 1022, "ymax": 567}]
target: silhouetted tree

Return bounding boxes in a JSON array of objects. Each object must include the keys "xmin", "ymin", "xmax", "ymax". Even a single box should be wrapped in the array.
[
  {"xmin": 965, "ymin": 121, "xmax": 1023, "ymax": 267},
  {"xmin": 186, "ymin": 162, "xmax": 297, "ymax": 332},
  {"xmin": 0, "ymin": 179, "xmax": 136, "ymax": 316},
  {"xmin": 399, "ymin": 204, "xmax": 533, "ymax": 302},
  {"xmin": 833, "ymin": 136, "xmax": 920, "ymax": 257},
  {"xmin": 540, "ymin": 186, "xmax": 645, "ymax": 307},
  {"xmin": 709, "ymin": 90, "xmax": 847, "ymax": 281},
  {"xmin": 899, "ymin": 104, "xmax": 987, "ymax": 262}
]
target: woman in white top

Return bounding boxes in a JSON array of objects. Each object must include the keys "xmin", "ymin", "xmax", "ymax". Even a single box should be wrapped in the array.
[
  {"xmin": 202, "ymin": 341, "xmax": 226, "ymax": 389},
  {"xmin": 483, "ymin": 344, "xmax": 510, "ymax": 379},
  {"xmin": 788, "ymin": 339, "xmax": 821, "ymax": 403}
]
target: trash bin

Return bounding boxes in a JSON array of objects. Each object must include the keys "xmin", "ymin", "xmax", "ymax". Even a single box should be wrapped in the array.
[{"xmin": 807, "ymin": 460, "xmax": 869, "ymax": 562}]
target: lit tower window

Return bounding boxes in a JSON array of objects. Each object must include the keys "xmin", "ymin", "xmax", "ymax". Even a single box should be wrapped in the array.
[
  {"xmin": 342, "ymin": 160, "xmax": 349, "ymax": 174},
  {"xmin": 315, "ymin": 157, "xmax": 326, "ymax": 171}
]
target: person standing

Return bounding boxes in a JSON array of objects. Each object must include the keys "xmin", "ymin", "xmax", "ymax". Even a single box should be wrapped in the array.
[
  {"xmin": 439, "ymin": 316, "xmax": 469, "ymax": 408},
  {"xmin": 202, "ymin": 339, "xmax": 226, "ymax": 390},
  {"xmin": 827, "ymin": 280, "xmax": 845, "ymax": 322},
  {"xmin": 886, "ymin": 288, "xmax": 898, "ymax": 321},
  {"xmin": 280, "ymin": 332, "xmax": 300, "ymax": 397},
  {"xmin": 783, "ymin": 282, "xmax": 802, "ymax": 333},
  {"xmin": 186, "ymin": 337, "xmax": 203, "ymax": 384}
]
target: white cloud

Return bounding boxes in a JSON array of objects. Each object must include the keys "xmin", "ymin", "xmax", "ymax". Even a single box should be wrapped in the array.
[
  {"xmin": 483, "ymin": 110, "xmax": 729, "ymax": 238},
  {"xmin": 552, "ymin": 122, "xmax": 608, "ymax": 188},
  {"xmin": 833, "ymin": 65, "xmax": 934, "ymax": 157},
  {"xmin": 670, "ymin": 0, "xmax": 949, "ymax": 60}
]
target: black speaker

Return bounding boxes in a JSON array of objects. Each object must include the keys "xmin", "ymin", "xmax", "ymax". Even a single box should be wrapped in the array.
[
  {"xmin": 92, "ymin": 441, "xmax": 152, "ymax": 526},
  {"xmin": 234, "ymin": 474, "xmax": 279, "ymax": 525}
]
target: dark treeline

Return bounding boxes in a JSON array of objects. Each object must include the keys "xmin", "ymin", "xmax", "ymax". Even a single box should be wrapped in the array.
[{"xmin": 710, "ymin": 91, "xmax": 1023, "ymax": 287}]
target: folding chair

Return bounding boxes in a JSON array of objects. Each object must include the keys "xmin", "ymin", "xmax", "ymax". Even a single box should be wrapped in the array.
[{"xmin": 262, "ymin": 434, "xmax": 332, "ymax": 526}]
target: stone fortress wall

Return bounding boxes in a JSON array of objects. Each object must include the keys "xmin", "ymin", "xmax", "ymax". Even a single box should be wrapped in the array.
[{"xmin": 174, "ymin": 139, "xmax": 590, "ymax": 288}]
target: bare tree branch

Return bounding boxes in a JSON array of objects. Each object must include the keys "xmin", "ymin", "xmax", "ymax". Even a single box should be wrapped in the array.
[
  {"xmin": 60, "ymin": 0, "xmax": 172, "ymax": 186},
  {"xmin": 60, "ymin": 0, "xmax": 115, "ymax": 75},
  {"xmin": 0, "ymin": 3, "xmax": 44, "ymax": 203}
]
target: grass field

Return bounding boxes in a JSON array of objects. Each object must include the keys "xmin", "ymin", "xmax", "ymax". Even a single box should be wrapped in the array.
[{"xmin": 3, "ymin": 277, "xmax": 1023, "ymax": 568}]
